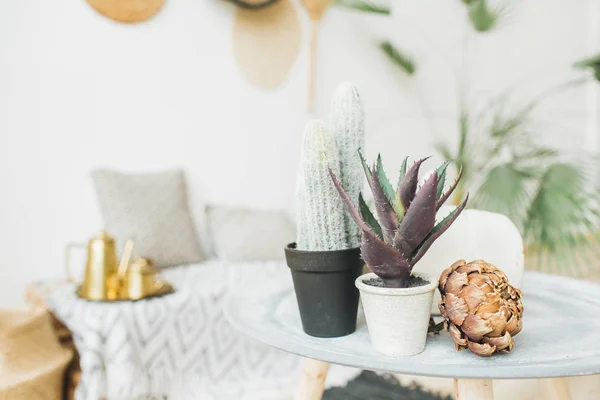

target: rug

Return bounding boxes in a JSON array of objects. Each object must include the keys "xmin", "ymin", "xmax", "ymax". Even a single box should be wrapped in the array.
[{"xmin": 324, "ymin": 371, "xmax": 452, "ymax": 400}]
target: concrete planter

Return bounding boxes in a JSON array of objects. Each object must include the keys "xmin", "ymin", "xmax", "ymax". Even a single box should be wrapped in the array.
[{"xmin": 355, "ymin": 272, "xmax": 438, "ymax": 356}]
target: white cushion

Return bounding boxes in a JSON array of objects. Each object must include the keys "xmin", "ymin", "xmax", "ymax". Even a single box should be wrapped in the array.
[
  {"xmin": 206, "ymin": 205, "xmax": 295, "ymax": 262},
  {"xmin": 417, "ymin": 206, "xmax": 525, "ymax": 313},
  {"xmin": 91, "ymin": 169, "xmax": 204, "ymax": 268}
]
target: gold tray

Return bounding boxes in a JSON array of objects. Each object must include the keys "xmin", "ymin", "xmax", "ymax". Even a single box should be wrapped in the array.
[{"xmin": 76, "ymin": 280, "xmax": 175, "ymax": 302}]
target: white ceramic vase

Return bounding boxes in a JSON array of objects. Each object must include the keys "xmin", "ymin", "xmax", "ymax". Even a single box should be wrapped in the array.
[{"xmin": 355, "ymin": 272, "xmax": 438, "ymax": 357}]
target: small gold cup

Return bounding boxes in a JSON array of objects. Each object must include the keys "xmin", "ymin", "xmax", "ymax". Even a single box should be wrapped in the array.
[{"xmin": 126, "ymin": 258, "xmax": 159, "ymax": 300}]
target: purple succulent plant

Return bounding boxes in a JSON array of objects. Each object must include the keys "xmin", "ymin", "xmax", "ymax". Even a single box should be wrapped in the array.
[{"xmin": 330, "ymin": 154, "xmax": 468, "ymax": 288}]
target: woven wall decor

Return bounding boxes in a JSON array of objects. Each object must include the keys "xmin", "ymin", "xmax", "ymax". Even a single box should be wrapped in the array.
[
  {"xmin": 87, "ymin": 0, "xmax": 166, "ymax": 23},
  {"xmin": 233, "ymin": 0, "xmax": 301, "ymax": 89},
  {"xmin": 300, "ymin": 0, "xmax": 332, "ymax": 111}
]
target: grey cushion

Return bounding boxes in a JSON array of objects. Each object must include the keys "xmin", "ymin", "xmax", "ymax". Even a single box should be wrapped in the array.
[
  {"xmin": 206, "ymin": 205, "xmax": 295, "ymax": 262},
  {"xmin": 91, "ymin": 169, "xmax": 204, "ymax": 268}
]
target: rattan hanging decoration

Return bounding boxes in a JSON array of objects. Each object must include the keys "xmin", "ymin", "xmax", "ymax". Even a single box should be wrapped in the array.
[
  {"xmin": 233, "ymin": 0, "xmax": 301, "ymax": 90},
  {"xmin": 87, "ymin": 0, "xmax": 166, "ymax": 23},
  {"xmin": 300, "ymin": 0, "xmax": 332, "ymax": 111}
]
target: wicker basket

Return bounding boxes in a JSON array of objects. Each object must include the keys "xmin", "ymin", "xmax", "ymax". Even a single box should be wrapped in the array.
[{"xmin": 0, "ymin": 308, "xmax": 72, "ymax": 400}]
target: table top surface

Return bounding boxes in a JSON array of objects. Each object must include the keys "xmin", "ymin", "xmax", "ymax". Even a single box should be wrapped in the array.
[{"xmin": 225, "ymin": 270, "xmax": 600, "ymax": 379}]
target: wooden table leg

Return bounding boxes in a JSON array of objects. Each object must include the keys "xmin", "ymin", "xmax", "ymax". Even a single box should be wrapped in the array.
[
  {"xmin": 539, "ymin": 378, "xmax": 572, "ymax": 400},
  {"xmin": 454, "ymin": 379, "xmax": 494, "ymax": 400},
  {"xmin": 294, "ymin": 358, "xmax": 330, "ymax": 400}
]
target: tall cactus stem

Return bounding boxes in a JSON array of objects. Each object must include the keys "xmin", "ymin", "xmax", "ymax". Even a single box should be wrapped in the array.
[
  {"xmin": 298, "ymin": 120, "xmax": 348, "ymax": 251},
  {"xmin": 295, "ymin": 164, "xmax": 309, "ymax": 249},
  {"xmin": 330, "ymin": 83, "xmax": 365, "ymax": 248}
]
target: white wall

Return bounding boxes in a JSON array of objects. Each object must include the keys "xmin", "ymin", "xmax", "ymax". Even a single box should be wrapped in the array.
[{"xmin": 0, "ymin": 0, "xmax": 597, "ymax": 306}]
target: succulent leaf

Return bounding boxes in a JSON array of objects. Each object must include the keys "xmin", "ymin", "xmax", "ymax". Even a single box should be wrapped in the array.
[
  {"xmin": 360, "ymin": 228, "xmax": 411, "ymax": 288},
  {"xmin": 393, "ymin": 191, "xmax": 405, "ymax": 221},
  {"xmin": 410, "ymin": 194, "xmax": 469, "ymax": 267},
  {"xmin": 376, "ymin": 154, "xmax": 404, "ymax": 219},
  {"xmin": 398, "ymin": 157, "xmax": 409, "ymax": 184},
  {"xmin": 393, "ymin": 156, "xmax": 410, "ymax": 219},
  {"xmin": 359, "ymin": 192, "xmax": 383, "ymax": 239},
  {"xmin": 333, "ymin": 164, "xmax": 411, "ymax": 287},
  {"xmin": 437, "ymin": 166, "xmax": 463, "ymax": 210},
  {"xmin": 331, "ymin": 153, "xmax": 467, "ymax": 289},
  {"xmin": 371, "ymin": 161, "xmax": 400, "ymax": 244},
  {"xmin": 398, "ymin": 157, "xmax": 430, "ymax": 211},
  {"xmin": 329, "ymin": 169, "xmax": 373, "ymax": 234},
  {"xmin": 393, "ymin": 172, "xmax": 438, "ymax": 258},
  {"xmin": 330, "ymin": 169, "xmax": 411, "ymax": 288},
  {"xmin": 331, "ymin": 168, "xmax": 409, "ymax": 287},
  {"xmin": 376, "ymin": 155, "xmax": 396, "ymax": 203},
  {"xmin": 358, "ymin": 149, "xmax": 373, "ymax": 188},
  {"xmin": 436, "ymin": 161, "xmax": 451, "ymax": 200}
]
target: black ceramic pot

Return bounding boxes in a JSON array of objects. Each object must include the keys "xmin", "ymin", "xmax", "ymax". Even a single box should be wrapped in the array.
[{"xmin": 284, "ymin": 242, "xmax": 363, "ymax": 338}]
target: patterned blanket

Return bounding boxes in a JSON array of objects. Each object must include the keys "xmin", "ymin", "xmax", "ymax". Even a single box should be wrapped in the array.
[{"xmin": 48, "ymin": 261, "xmax": 305, "ymax": 400}]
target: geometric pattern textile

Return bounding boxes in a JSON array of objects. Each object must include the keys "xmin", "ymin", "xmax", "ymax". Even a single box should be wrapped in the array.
[{"xmin": 47, "ymin": 261, "xmax": 301, "ymax": 400}]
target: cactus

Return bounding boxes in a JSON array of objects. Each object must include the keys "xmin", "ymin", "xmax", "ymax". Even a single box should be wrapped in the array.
[
  {"xmin": 329, "ymin": 83, "xmax": 365, "ymax": 248},
  {"xmin": 296, "ymin": 83, "xmax": 366, "ymax": 252},
  {"xmin": 296, "ymin": 121, "xmax": 348, "ymax": 251},
  {"xmin": 295, "ymin": 164, "xmax": 308, "ymax": 248}
]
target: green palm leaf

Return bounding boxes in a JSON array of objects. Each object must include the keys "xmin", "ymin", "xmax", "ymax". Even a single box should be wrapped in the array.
[
  {"xmin": 380, "ymin": 41, "xmax": 416, "ymax": 75},
  {"xmin": 471, "ymin": 163, "xmax": 533, "ymax": 227},
  {"xmin": 574, "ymin": 53, "xmax": 600, "ymax": 81},
  {"xmin": 335, "ymin": 0, "xmax": 390, "ymax": 15},
  {"xmin": 434, "ymin": 142, "xmax": 454, "ymax": 161},
  {"xmin": 525, "ymin": 163, "xmax": 597, "ymax": 274},
  {"xmin": 437, "ymin": 87, "xmax": 599, "ymax": 276},
  {"xmin": 467, "ymin": 0, "xmax": 503, "ymax": 33}
]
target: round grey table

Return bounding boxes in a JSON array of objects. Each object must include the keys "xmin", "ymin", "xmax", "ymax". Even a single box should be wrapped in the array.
[{"xmin": 225, "ymin": 270, "xmax": 600, "ymax": 400}]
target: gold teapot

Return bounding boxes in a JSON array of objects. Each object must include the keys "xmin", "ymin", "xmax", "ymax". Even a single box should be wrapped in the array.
[
  {"xmin": 66, "ymin": 232, "xmax": 172, "ymax": 301},
  {"xmin": 66, "ymin": 232, "xmax": 133, "ymax": 301}
]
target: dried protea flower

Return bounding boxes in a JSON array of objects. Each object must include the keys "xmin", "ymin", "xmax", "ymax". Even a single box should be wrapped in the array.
[{"xmin": 438, "ymin": 260, "xmax": 524, "ymax": 357}]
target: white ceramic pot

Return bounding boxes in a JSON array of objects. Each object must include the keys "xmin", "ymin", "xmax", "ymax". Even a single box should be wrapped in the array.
[{"xmin": 355, "ymin": 272, "xmax": 438, "ymax": 357}]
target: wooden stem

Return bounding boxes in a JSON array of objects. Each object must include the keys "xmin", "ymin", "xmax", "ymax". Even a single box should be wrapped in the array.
[
  {"xmin": 294, "ymin": 358, "xmax": 330, "ymax": 400},
  {"xmin": 307, "ymin": 18, "xmax": 319, "ymax": 112},
  {"xmin": 539, "ymin": 378, "xmax": 572, "ymax": 400},
  {"xmin": 454, "ymin": 379, "xmax": 494, "ymax": 400}
]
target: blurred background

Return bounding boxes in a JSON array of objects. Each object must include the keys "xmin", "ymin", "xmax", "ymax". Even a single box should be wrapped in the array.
[
  {"xmin": 1, "ymin": 0, "xmax": 600, "ymax": 399},
  {"xmin": 2, "ymin": 0, "xmax": 600, "ymax": 306}
]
